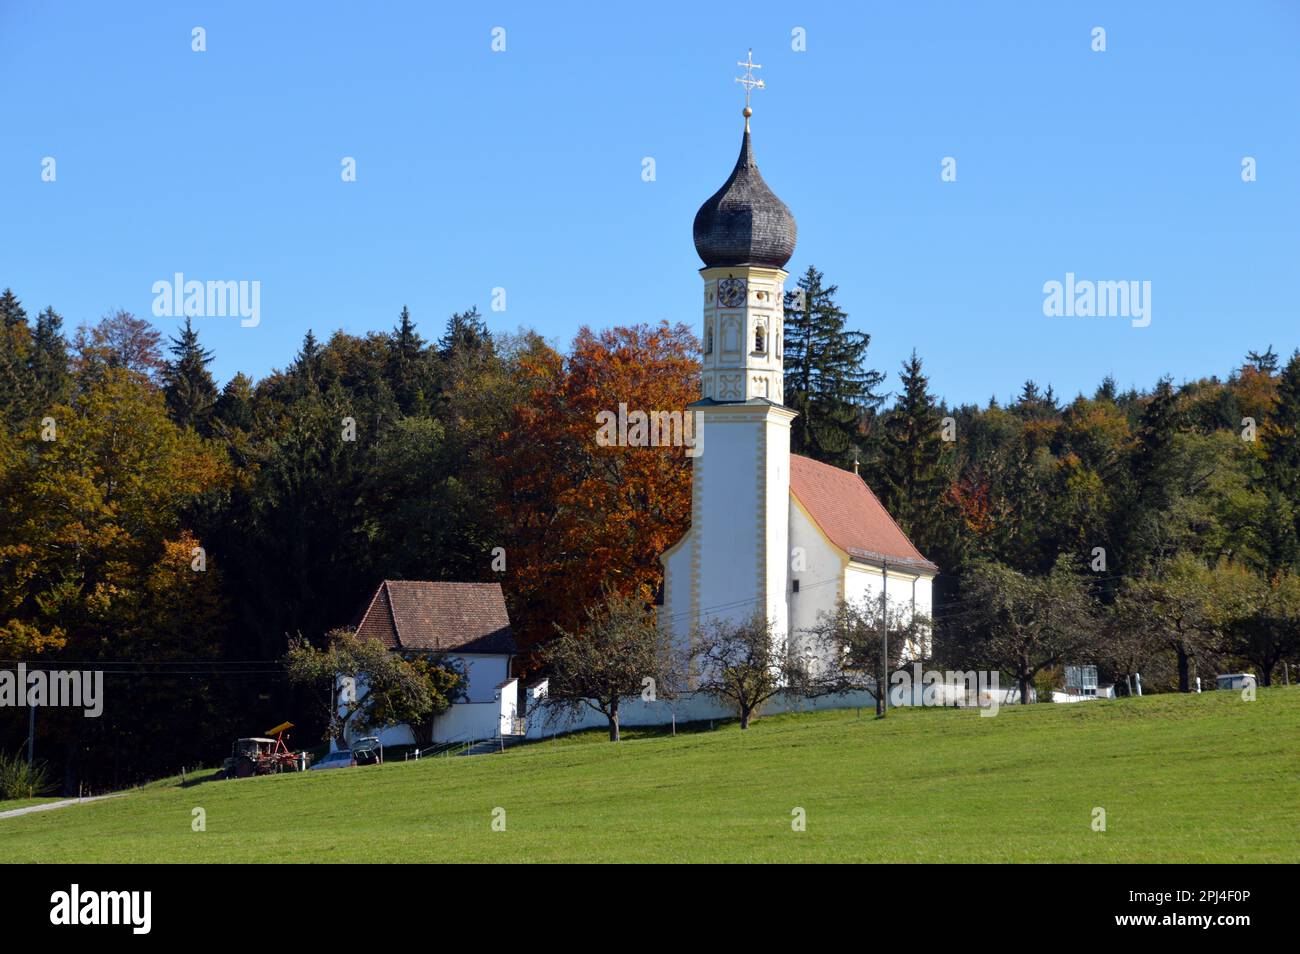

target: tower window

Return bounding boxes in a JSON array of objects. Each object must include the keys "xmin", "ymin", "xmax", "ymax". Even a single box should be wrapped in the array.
[
  {"xmin": 775, "ymin": 330, "xmax": 782, "ymax": 359},
  {"xmin": 705, "ymin": 324, "xmax": 714, "ymax": 355},
  {"xmin": 792, "ymin": 578, "xmax": 800, "ymax": 593},
  {"xmin": 754, "ymin": 325, "xmax": 766, "ymax": 354}
]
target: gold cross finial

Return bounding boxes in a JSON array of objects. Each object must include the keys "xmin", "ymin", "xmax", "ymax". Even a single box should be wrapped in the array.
[{"xmin": 734, "ymin": 48, "xmax": 765, "ymax": 118}]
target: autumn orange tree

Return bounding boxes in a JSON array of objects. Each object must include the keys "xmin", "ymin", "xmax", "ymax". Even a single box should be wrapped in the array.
[
  {"xmin": 495, "ymin": 322, "xmax": 699, "ymax": 654},
  {"xmin": 0, "ymin": 366, "xmax": 230, "ymax": 783}
]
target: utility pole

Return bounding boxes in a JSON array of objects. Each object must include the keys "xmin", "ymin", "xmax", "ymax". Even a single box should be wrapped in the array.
[{"xmin": 880, "ymin": 559, "xmax": 889, "ymax": 718}]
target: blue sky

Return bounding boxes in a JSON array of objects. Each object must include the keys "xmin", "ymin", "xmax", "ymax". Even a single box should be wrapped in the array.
[{"xmin": 2, "ymin": 1, "xmax": 1297, "ymax": 406}]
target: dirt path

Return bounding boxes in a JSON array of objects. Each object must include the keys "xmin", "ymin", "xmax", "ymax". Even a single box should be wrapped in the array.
[{"xmin": 0, "ymin": 793, "xmax": 126, "ymax": 820}]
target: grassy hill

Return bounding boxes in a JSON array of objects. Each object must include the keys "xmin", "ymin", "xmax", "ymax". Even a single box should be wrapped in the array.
[{"xmin": 4, "ymin": 688, "xmax": 1297, "ymax": 863}]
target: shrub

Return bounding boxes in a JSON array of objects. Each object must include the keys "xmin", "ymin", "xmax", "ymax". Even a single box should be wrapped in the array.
[{"xmin": 0, "ymin": 751, "xmax": 56, "ymax": 800}]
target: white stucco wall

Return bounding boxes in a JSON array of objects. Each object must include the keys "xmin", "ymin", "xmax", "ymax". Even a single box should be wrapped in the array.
[
  {"xmin": 337, "ymin": 651, "xmax": 513, "ymax": 749},
  {"xmin": 660, "ymin": 404, "xmax": 795, "ymax": 670},
  {"xmin": 661, "ymin": 527, "xmax": 693, "ymax": 646},
  {"xmin": 787, "ymin": 503, "xmax": 936, "ymax": 663},
  {"xmin": 787, "ymin": 501, "xmax": 845, "ymax": 659},
  {"xmin": 842, "ymin": 562, "xmax": 934, "ymax": 659},
  {"xmin": 524, "ymin": 686, "xmax": 881, "ymax": 739},
  {"xmin": 456, "ymin": 653, "xmax": 510, "ymax": 703}
]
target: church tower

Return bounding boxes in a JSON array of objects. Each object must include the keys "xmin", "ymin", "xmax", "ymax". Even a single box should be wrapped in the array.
[
  {"xmin": 693, "ymin": 107, "xmax": 796, "ymax": 406},
  {"xmin": 660, "ymin": 52, "xmax": 798, "ymax": 656}
]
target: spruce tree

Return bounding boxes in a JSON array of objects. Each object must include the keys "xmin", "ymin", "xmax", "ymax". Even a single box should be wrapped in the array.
[
  {"xmin": 438, "ymin": 307, "xmax": 492, "ymax": 360},
  {"xmin": 162, "ymin": 318, "xmax": 218, "ymax": 432},
  {"xmin": 294, "ymin": 329, "xmax": 323, "ymax": 387},
  {"xmin": 29, "ymin": 306, "xmax": 71, "ymax": 410},
  {"xmin": 1261, "ymin": 350, "xmax": 1300, "ymax": 567},
  {"xmin": 388, "ymin": 306, "xmax": 428, "ymax": 414},
  {"xmin": 1263, "ymin": 351, "xmax": 1300, "ymax": 496},
  {"xmin": 1246, "ymin": 346, "xmax": 1279, "ymax": 375},
  {"xmin": 0, "ymin": 288, "xmax": 34, "ymax": 426},
  {"xmin": 214, "ymin": 372, "xmax": 255, "ymax": 432},
  {"xmin": 871, "ymin": 351, "xmax": 951, "ymax": 555},
  {"xmin": 782, "ymin": 266, "xmax": 884, "ymax": 468},
  {"xmin": 0, "ymin": 288, "xmax": 27, "ymax": 328},
  {"xmin": 1116, "ymin": 378, "xmax": 1183, "ymax": 572},
  {"xmin": 1013, "ymin": 380, "xmax": 1058, "ymax": 419}
]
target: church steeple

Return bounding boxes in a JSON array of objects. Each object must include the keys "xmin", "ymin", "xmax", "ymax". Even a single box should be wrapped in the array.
[
  {"xmin": 660, "ymin": 52, "xmax": 799, "ymax": 671},
  {"xmin": 694, "ymin": 60, "xmax": 796, "ymax": 405},
  {"xmin": 692, "ymin": 52, "xmax": 796, "ymax": 270}
]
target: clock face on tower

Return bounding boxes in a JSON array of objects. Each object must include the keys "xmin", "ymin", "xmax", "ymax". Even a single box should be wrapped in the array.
[{"xmin": 717, "ymin": 278, "xmax": 747, "ymax": 309}]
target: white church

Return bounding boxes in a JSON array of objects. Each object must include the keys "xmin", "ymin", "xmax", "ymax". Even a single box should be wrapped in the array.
[
  {"xmin": 347, "ymin": 79, "xmax": 940, "ymax": 747},
  {"xmin": 529, "ymin": 87, "xmax": 938, "ymax": 736},
  {"xmin": 658, "ymin": 97, "xmax": 937, "ymax": 672}
]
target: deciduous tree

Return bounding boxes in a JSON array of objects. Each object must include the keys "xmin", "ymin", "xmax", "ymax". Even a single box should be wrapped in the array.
[{"xmin": 538, "ymin": 589, "xmax": 679, "ymax": 741}]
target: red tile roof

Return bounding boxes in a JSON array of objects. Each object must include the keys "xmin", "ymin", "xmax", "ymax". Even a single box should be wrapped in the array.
[
  {"xmin": 354, "ymin": 581, "xmax": 515, "ymax": 655},
  {"xmin": 789, "ymin": 454, "xmax": 937, "ymax": 572}
]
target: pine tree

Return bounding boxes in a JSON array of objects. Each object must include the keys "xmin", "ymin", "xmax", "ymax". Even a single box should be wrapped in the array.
[
  {"xmin": 214, "ymin": 372, "xmax": 255, "ymax": 432},
  {"xmin": 1263, "ymin": 351, "xmax": 1300, "ymax": 495},
  {"xmin": 1013, "ymin": 380, "xmax": 1058, "ymax": 419},
  {"xmin": 1115, "ymin": 378, "xmax": 1183, "ymax": 572},
  {"xmin": 388, "ymin": 306, "xmax": 428, "ymax": 415},
  {"xmin": 438, "ymin": 307, "xmax": 492, "ymax": 360},
  {"xmin": 0, "ymin": 288, "xmax": 34, "ymax": 426},
  {"xmin": 293, "ymin": 329, "xmax": 323, "ymax": 387},
  {"xmin": 394, "ymin": 305, "xmax": 423, "ymax": 354},
  {"xmin": 1133, "ymin": 378, "xmax": 1180, "ymax": 478},
  {"xmin": 29, "ymin": 307, "xmax": 71, "ymax": 410},
  {"xmin": 1261, "ymin": 351, "xmax": 1300, "ymax": 568},
  {"xmin": 782, "ymin": 266, "xmax": 884, "ymax": 468},
  {"xmin": 162, "ymin": 318, "xmax": 218, "ymax": 432},
  {"xmin": 1246, "ymin": 346, "xmax": 1279, "ymax": 375},
  {"xmin": 871, "ymin": 351, "xmax": 951, "ymax": 556}
]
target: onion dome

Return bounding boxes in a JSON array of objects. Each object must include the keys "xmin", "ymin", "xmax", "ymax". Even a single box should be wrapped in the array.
[{"xmin": 692, "ymin": 110, "xmax": 797, "ymax": 269}]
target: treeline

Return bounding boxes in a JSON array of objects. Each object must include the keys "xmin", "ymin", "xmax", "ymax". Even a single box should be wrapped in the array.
[
  {"xmin": 2, "ymin": 268, "xmax": 1298, "ymax": 788},
  {"xmin": 0, "ymin": 287, "xmax": 698, "ymax": 788},
  {"xmin": 858, "ymin": 333, "xmax": 1300, "ymax": 698},
  {"xmin": 782, "ymin": 266, "xmax": 1300, "ymax": 698}
]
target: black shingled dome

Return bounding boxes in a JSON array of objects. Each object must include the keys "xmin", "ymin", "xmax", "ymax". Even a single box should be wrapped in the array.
[{"xmin": 693, "ymin": 120, "xmax": 797, "ymax": 269}]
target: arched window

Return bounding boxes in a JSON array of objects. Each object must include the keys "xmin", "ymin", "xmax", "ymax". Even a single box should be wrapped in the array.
[
  {"xmin": 754, "ymin": 325, "xmax": 766, "ymax": 354},
  {"xmin": 775, "ymin": 330, "xmax": 782, "ymax": 359},
  {"xmin": 705, "ymin": 324, "xmax": 714, "ymax": 355}
]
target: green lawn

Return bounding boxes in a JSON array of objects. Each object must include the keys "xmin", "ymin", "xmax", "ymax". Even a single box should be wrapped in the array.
[{"xmin": 3, "ymin": 688, "xmax": 1297, "ymax": 862}]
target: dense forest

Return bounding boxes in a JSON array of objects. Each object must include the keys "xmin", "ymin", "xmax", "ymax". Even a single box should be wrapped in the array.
[{"xmin": 2, "ymin": 268, "xmax": 1298, "ymax": 790}]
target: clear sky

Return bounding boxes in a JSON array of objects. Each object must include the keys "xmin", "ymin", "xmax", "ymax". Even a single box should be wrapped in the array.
[{"xmin": 2, "ymin": 1, "xmax": 1297, "ymax": 406}]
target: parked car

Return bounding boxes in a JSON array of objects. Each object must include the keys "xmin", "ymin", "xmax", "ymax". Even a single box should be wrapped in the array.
[
  {"xmin": 352, "ymin": 736, "xmax": 383, "ymax": 766},
  {"xmin": 310, "ymin": 749, "xmax": 357, "ymax": 771},
  {"xmin": 1216, "ymin": 673, "xmax": 1256, "ymax": 691}
]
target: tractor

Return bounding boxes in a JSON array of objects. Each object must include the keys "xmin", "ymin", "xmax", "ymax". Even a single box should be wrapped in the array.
[{"xmin": 221, "ymin": 722, "xmax": 305, "ymax": 778}]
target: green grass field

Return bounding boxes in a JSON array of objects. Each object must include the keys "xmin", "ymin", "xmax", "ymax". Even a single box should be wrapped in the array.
[{"xmin": 4, "ymin": 688, "xmax": 1297, "ymax": 863}]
